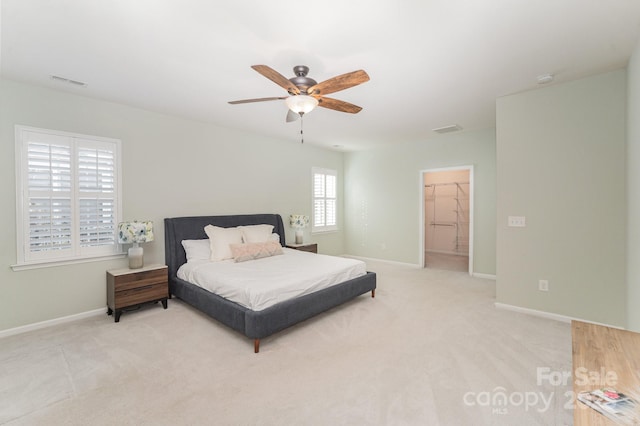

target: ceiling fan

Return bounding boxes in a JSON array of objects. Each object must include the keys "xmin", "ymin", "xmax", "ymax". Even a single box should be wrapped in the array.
[{"xmin": 228, "ymin": 65, "xmax": 369, "ymax": 122}]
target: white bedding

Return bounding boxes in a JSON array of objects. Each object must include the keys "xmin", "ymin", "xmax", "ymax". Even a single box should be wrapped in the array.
[{"xmin": 177, "ymin": 248, "xmax": 367, "ymax": 311}]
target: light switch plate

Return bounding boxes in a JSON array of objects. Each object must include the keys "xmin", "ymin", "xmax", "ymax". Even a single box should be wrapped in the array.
[
  {"xmin": 539, "ymin": 279, "xmax": 549, "ymax": 291},
  {"xmin": 508, "ymin": 216, "xmax": 526, "ymax": 227}
]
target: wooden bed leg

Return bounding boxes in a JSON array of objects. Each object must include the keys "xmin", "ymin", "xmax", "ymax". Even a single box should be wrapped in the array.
[
  {"xmin": 254, "ymin": 339, "xmax": 260, "ymax": 353},
  {"xmin": 371, "ymin": 289, "xmax": 375, "ymax": 298}
]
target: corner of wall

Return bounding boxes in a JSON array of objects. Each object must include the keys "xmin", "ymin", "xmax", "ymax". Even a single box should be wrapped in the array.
[{"xmin": 626, "ymin": 39, "xmax": 640, "ymax": 331}]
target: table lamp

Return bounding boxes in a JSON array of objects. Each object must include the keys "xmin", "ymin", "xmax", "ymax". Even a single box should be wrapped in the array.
[
  {"xmin": 289, "ymin": 214, "xmax": 309, "ymax": 244},
  {"xmin": 118, "ymin": 220, "xmax": 154, "ymax": 269}
]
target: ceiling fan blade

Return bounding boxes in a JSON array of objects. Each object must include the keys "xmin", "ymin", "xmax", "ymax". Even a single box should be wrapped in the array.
[
  {"xmin": 251, "ymin": 65, "xmax": 300, "ymax": 95},
  {"xmin": 307, "ymin": 70, "xmax": 369, "ymax": 96},
  {"xmin": 228, "ymin": 96, "xmax": 286, "ymax": 105},
  {"xmin": 286, "ymin": 110, "xmax": 299, "ymax": 123},
  {"xmin": 317, "ymin": 97, "xmax": 363, "ymax": 114}
]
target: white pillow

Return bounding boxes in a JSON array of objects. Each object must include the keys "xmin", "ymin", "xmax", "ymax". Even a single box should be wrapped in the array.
[
  {"xmin": 238, "ymin": 224, "xmax": 275, "ymax": 243},
  {"xmin": 204, "ymin": 225, "xmax": 243, "ymax": 261},
  {"xmin": 181, "ymin": 239, "xmax": 211, "ymax": 262}
]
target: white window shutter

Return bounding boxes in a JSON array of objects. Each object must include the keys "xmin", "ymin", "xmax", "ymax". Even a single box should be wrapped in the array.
[
  {"xmin": 77, "ymin": 143, "xmax": 117, "ymax": 253},
  {"xmin": 312, "ymin": 167, "xmax": 337, "ymax": 232},
  {"xmin": 28, "ymin": 197, "xmax": 73, "ymax": 253},
  {"xmin": 15, "ymin": 126, "xmax": 122, "ymax": 266},
  {"xmin": 25, "ymin": 137, "xmax": 74, "ymax": 259}
]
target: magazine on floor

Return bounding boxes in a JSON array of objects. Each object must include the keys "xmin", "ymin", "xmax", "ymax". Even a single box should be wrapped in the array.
[{"xmin": 577, "ymin": 388, "xmax": 640, "ymax": 425}]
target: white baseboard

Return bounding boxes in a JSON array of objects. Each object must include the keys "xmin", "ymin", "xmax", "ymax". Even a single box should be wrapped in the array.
[
  {"xmin": 342, "ymin": 254, "xmax": 421, "ymax": 268},
  {"xmin": 0, "ymin": 307, "xmax": 106, "ymax": 339},
  {"xmin": 494, "ymin": 302, "xmax": 624, "ymax": 329},
  {"xmin": 473, "ymin": 272, "xmax": 496, "ymax": 280},
  {"xmin": 344, "ymin": 254, "xmax": 497, "ymax": 280}
]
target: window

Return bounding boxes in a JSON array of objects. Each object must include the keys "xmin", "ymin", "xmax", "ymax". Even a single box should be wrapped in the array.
[
  {"xmin": 312, "ymin": 167, "xmax": 337, "ymax": 232},
  {"xmin": 14, "ymin": 126, "xmax": 122, "ymax": 268}
]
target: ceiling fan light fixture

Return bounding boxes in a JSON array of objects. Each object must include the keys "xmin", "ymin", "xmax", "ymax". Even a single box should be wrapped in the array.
[{"xmin": 285, "ymin": 95, "xmax": 318, "ymax": 114}]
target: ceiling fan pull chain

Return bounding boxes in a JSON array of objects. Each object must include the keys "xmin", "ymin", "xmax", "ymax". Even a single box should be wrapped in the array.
[{"xmin": 300, "ymin": 113, "xmax": 304, "ymax": 143}]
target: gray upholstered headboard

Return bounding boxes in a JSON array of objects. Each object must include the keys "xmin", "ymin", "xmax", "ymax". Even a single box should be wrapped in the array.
[{"xmin": 164, "ymin": 213, "xmax": 286, "ymax": 281}]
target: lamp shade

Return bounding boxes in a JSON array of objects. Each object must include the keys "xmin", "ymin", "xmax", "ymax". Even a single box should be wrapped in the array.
[
  {"xmin": 289, "ymin": 215, "xmax": 309, "ymax": 229},
  {"xmin": 285, "ymin": 95, "xmax": 318, "ymax": 114},
  {"xmin": 118, "ymin": 221, "xmax": 154, "ymax": 244}
]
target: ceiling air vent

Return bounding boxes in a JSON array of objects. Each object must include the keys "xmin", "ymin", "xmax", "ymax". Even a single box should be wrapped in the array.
[
  {"xmin": 50, "ymin": 75, "xmax": 87, "ymax": 87},
  {"xmin": 432, "ymin": 124, "xmax": 462, "ymax": 134}
]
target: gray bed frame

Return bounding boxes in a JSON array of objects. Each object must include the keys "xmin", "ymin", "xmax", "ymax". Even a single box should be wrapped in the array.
[{"xmin": 164, "ymin": 213, "xmax": 376, "ymax": 353}]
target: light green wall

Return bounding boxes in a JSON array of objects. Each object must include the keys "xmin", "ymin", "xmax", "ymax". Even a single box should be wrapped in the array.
[
  {"xmin": 0, "ymin": 78, "xmax": 344, "ymax": 331},
  {"xmin": 7, "ymin": 61, "xmax": 633, "ymax": 332},
  {"xmin": 496, "ymin": 69, "xmax": 627, "ymax": 326},
  {"xmin": 627, "ymin": 40, "xmax": 640, "ymax": 331},
  {"xmin": 343, "ymin": 128, "xmax": 497, "ymax": 274}
]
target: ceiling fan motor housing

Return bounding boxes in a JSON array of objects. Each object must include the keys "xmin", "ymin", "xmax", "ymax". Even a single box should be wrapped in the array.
[{"xmin": 289, "ymin": 65, "xmax": 317, "ymax": 94}]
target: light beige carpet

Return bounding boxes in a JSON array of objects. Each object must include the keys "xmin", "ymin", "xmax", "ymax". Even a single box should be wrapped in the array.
[
  {"xmin": 424, "ymin": 252, "xmax": 469, "ymax": 272},
  {"xmin": 0, "ymin": 260, "xmax": 573, "ymax": 425}
]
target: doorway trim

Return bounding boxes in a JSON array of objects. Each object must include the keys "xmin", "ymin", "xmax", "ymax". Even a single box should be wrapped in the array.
[{"xmin": 419, "ymin": 165, "xmax": 474, "ymax": 275}]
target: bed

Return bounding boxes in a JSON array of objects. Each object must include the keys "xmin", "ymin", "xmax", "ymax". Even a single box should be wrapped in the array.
[{"xmin": 164, "ymin": 213, "xmax": 376, "ymax": 352}]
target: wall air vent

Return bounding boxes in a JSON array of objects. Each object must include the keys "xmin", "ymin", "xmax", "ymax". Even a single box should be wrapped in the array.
[
  {"xmin": 432, "ymin": 124, "xmax": 462, "ymax": 134},
  {"xmin": 50, "ymin": 75, "xmax": 87, "ymax": 87}
]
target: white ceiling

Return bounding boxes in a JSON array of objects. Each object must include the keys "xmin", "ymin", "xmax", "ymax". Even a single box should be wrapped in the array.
[{"xmin": 2, "ymin": 1, "xmax": 640, "ymax": 151}]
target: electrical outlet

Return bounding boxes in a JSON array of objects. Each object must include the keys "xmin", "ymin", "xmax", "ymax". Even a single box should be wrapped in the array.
[
  {"xmin": 538, "ymin": 279, "xmax": 549, "ymax": 292},
  {"xmin": 508, "ymin": 216, "xmax": 526, "ymax": 227}
]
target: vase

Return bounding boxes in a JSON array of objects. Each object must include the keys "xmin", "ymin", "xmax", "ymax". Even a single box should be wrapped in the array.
[{"xmin": 128, "ymin": 244, "xmax": 144, "ymax": 269}]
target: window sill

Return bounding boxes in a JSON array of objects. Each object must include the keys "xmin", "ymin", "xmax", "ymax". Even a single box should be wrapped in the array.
[{"xmin": 11, "ymin": 253, "xmax": 126, "ymax": 271}]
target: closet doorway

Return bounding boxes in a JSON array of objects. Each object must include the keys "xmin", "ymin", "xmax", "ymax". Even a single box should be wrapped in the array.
[{"xmin": 421, "ymin": 166, "xmax": 473, "ymax": 274}]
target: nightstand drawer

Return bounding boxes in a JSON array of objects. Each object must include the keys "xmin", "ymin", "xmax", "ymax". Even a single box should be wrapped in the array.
[
  {"xmin": 116, "ymin": 283, "xmax": 168, "ymax": 308},
  {"xmin": 113, "ymin": 268, "xmax": 167, "ymax": 291}
]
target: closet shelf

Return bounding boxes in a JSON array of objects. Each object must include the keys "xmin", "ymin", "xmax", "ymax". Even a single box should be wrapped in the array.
[
  {"xmin": 430, "ymin": 221, "xmax": 457, "ymax": 227},
  {"xmin": 425, "ymin": 178, "xmax": 470, "ymax": 255}
]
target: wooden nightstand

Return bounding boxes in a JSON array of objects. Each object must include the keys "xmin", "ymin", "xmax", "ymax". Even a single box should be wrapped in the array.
[
  {"xmin": 286, "ymin": 243, "xmax": 318, "ymax": 253},
  {"xmin": 107, "ymin": 264, "xmax": 168, "ymax": 322}
]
